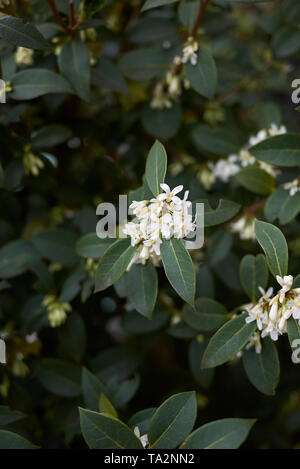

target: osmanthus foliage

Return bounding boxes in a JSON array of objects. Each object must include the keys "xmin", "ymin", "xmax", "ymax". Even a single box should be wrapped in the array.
[{"xmin": 0, "ymin": 0, "xmax": 299, "ymax": 450}]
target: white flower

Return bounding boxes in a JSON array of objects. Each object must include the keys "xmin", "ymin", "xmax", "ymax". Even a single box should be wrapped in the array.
[
  {"xmin": 230, "ymin": 216, "xmax": 256, "ymax": 241},
  {"xmin": 258, "ymin": 286, "xmax": 274, "ymax": 301},
  {"xmin": 198, "ymin": 167, "xmax": 216, "ymax": 190},
  {"xmin": 249, "ymin": 129, "xmax": 268, "ymax": 147},
  {"xmin": 14, "ymin": 47, "xmax": 34, "ymax": 66},
  {"xmin": 246, "ymin": 332, "xmax": 262, "ymax": 354},
  {"xmin": 209, "ymin": 156, "xmax": 240, "ymax": 183},
  {"xmin": 258, "ymin": 161, "xmax": 279, "ymax": 178},
  {"xmin": 276, "ymin": 275, "xmax": 293, "ymax": 303},
  {"xmin": 239, "ymin": 150, "xmax": 256, "ymax": 167},
  {"xmin": 0, "ymin": 0, "xmax": 10, "ymax": 7},
  {"xmin": 269, "ymin": 123, "xmax": 287, "ymax": 136},
  {"xmin": 283, "ymin": 179, "xmax": 300, "ymax": 197},
  {"xmin": 166, "ymin": 71, "xmax": 181, "ymax": 98},
  {"xmin": 245, "ymin": 303, "xmax": 267, "ymax": 331},
  {"xmin": 288, "ymin": 296, "xmax": 300, "ymax": 321},
  {"xmin": 181, "ymin": 37, "xmax": 199, "ymax": 66},
  {"xmin": 157, "ymin": 184, "xmax": 183, "ymax": 204},
  {"xmin": 134, "ymin": 426, "xmax": 148, "ymax": 449}
]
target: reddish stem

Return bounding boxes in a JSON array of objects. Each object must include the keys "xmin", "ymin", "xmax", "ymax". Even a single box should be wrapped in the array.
[
  {"xmin": 191, "ymin": 0, "xmax": 211, "ymax": 37},
  {"xmin": 47, "ymin": 0, "xmax": 70, "ymax": 34}
]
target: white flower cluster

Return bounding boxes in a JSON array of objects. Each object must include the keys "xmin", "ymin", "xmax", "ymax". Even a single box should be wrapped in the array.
[
  {"xmin": 244, "ymin": 275, "xmax": 300, "ymax": 352},
  {"xmin": 0, "ymin": 0, "xmax": 10, "ymax": 7},
  {"xmin": 230, "ymin": 216, "xmax": 256, "ymax": 241},
  {"xmin": 14, "ymin": 47, "xmax": 34, "ymax": 66},
  {"xmin": 206, "ymin": 123, "xmax": 287, "ymax": 185},
  {"xmin": 123, "ymin": 184, "xmax": 196, "ymax": 270}
]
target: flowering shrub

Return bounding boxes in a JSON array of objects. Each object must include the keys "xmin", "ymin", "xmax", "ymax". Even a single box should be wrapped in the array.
[{"xmin": 0, "ymin": 0, "xmax": 300, "ymax": 450}]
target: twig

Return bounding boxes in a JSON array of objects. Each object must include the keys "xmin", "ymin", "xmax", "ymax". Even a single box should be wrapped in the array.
[
  {"xmin": 242, "ymin": 198, "xmax": 267, "ymax": 218},
  {"xmin": 69, "ymin": 0, "xmax": 75, "ymax": 28},
  {"xmin": 191, "ymin": 0, "xmax": 211, "ymax": 37},
  {"xmin": 47, "ymin": 0, "xmax": 70, "ymax": 34}
]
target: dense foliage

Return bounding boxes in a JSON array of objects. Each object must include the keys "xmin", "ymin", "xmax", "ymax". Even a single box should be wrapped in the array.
[{"xmin": 0, "ymin": 0, "xmax": 300, "ymax": 450}]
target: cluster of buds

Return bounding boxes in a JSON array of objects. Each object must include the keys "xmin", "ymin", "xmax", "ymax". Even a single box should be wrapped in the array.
[
  {"xmin": 43, "ymin": 295, "xmax": 71, "ymax": 328},
  {"xmin": 23, "ymin": 145, "xmax": 44, "ymax": 176},
  {"xmin": 123, "ymin": 184, "xmax": 196, "ymax": 270},
  {"xmin": 150, "ymin": 68, "xmax": 190, "ymax": 110},
  {"xmin": 244, "ymin": 275, "xmax": 300, "ymax": 352},
  {"xmin": 14, "ymin": 47, "xmax": 34, "ymax": 66},
  {"xmin": 206, "ymin": 124, "xmax": 286, "ymax": 185},
  {"xmin": 85, "ymin": 258, "xmax": 99, "ymax": 277}
]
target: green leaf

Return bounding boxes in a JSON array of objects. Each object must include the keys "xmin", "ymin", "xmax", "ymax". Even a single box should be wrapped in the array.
[
  {"xmin": 254, "ymin": 220, "xmax": 288, "ymax": 278},
  {"xmin": 58, "ymin": 40, "xmax": 91, "ymax": 102},
  {"xmin": 145, "ymin": 140, "xmax": 167, "ymax": 197},
  {"xmin": 95, "ymin": 238, "xmax": 136, "ymax": 292},
  {"xmin": 184, "ymin": 47, "xmax": 217, "ymax": 100},
  {"xmin": 31, "ymin": 125, "xmax": 72, "ymax": 150},
  {"xmin": 76, "ymin": 234, "xmax": 114, "ymax": 259},
  {"xmin": 112, "ymin": 374, "xmax": 140, "ymax": 408},
  {"xmin": 243, "ymin": 338, "xmax": 280, "ymax": 395},
  {"xmin": 250, "ymin": 134, "xmax": 300, "ymax": 167},
  {"xmin": 99, "ymin": 393, "xmax": 118, "ymax": 418},
  {"xmin": 0, "ymin": 430, "xmax": 38, "ymax": 449},
  {"xmin": 184, "ymin": 298, "xmax": 228, "ymax": 332},
  {"xmin": 265, "ymin": 188, "xmax": 300, "ymax": 225},
  {"xmin": 0, "ymin": 406, "xmax": 25, "ymax": 426},
  {"xmin": 207, "ymin": 230, "xmax": 233, "ymax": 267},
  {"xmin": 192, "ymin": 125, "xmax": 240, "ymax": 156},
  {"xmin": 189, "ymin": 338, "xmax": 215, "ymax": 389},
  {"xmin": 142, "ymin": 103, "xmax": 181, "ymax": 141},
  {"xmin": 128, "ymin": 408, "xmax": 156, "ymax": 435},
  {"xmin": 91, "ymin": 57, "xmax": 129, "ymax": 95},
  {"xmin": 119, "ymin": 48, "xmax": 167, "ymax": 81},
  {"xmin": 35, "ymin": 359, "xmax": 81, "ymax": 397},
  {"xmin": 125, "ymin": 262, "xmax": 158, "ymax": 318},
  {"xmin": 33, "ymin": 229, "xmax": 79, "ymax": 266},
  {"xmin": 272, "ymin": 25, "xmax": 300, "ymax": 58},
  {"xmin": 195, "ymin": 199, "xmax": 241, "ymax": 227},
  {"xmin": 11, "ymin": 69, "xmax": 73, "ymax": 100},
  {"xmin": 178, "ymin": 1, "xmax": 200, "ymax": 28},
  {"xmin": 235, "ymin": 167, "xmax": 274, "ymax": 195},
  {"xmin": 148, "ymin": 391, "xmax": 197, "ymax": 449},
  {"xmin": 0, "ymin": 16, "xmax": 49, "ymax": 50},
  {"xmin": 142, "ymin": 0, "xmax": 179, "ymax": 12},
  {"xmin": 82, "ymin": 368, "xmax": 111, "ymax": 412},
  {"xmin": 0, "ymin": 240, "xmax": 40, "ymax": 279},
  {"xmin": 79, "ymin": 408, "xmax": 143, "ymax": 449},
  {"xmin": 123, "ymin": 307, "xmax": 169, "ymax": 334},
  {"xmin": 161, "ymin": 238, "xmax": 195, "ymax": 306},
  {"xmin": 240, "ymin": 254, "xmax": 268, "ymax": 302},
  {"xmin": 202, "ymin": 313, "xmax": 257, "ymax": 368},
  {"xmin": 182, "ymin": 418, "xmax": 256, "ymax": 449}
]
